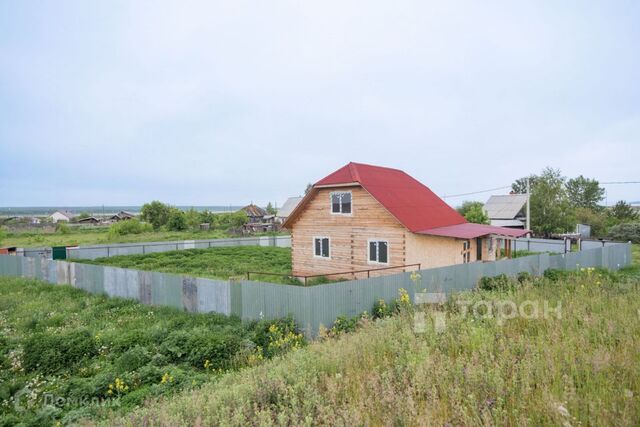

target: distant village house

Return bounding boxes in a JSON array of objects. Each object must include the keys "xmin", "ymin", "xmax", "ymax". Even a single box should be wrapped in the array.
[
  {"xmin": 49, "ymin": 210, "xmax": 76, "ymax": 223},
  {"xmin": 276, "ymin": 196, "xmax": 303, "ymax": 224},
  {"xmin": 484, "ymin": 194, "xmax": 528, "ymax": 229},
  {"xmin": 109, "ymin": 211, "xmax": 136, "ymax": 222}
]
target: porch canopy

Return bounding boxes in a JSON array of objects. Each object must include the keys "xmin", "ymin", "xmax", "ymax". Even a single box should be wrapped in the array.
[{"xmin": 416, "ymin": 223, "xmax": 530, "ymax": 239}]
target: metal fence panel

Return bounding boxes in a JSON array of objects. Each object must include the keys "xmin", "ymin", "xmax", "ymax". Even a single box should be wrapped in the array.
[
  {"xmin": 196, "ymin": 278, "xmax": 231, "ymax": 315},
  {"xmin": 150, "ymin": 272, "xmax": 184, "ymax": 309},
  {"xmin": 0, "ymin": 242, "xmax": 633, "ymax": 336},
  {"xmin": 65, "ymin": 236, "xmax": 292, "ymax": 260}
]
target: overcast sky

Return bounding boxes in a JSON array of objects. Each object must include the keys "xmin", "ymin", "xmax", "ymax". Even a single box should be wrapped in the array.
[{"xmin": 1, "ymin": 1, "xmax": 638, "ymax": 208}]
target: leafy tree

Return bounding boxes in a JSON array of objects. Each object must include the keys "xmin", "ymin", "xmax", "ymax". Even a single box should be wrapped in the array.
[
  {"xmin": 457, "ymin": 201, "xmax": 489, "ymax": 224},
  {"xmin": 514, "ymin": 168, "xmax": 574, "ymax": 236},
  {"xmin": 230, "ymin": 211, "xmax": 248, "ymax": 228},
  {"xmin": 566, "ymin": 175, "xmax": 604, "ymax": 209},
  {"xmin": 607, "ymin": 222, "xmax": 640, "ymax": 243},
  {"xmin": 184, "ymin": 208, "xmax": 202, "ymax": 229},
  {"xmin": 56, "ymin": 222, "xmax": 70, "ymax": 234},
  {"xmin": 511, "ymin": 175, "xmax": 538, "ymax": 194},
  {"xmin": 609, "ymin": 201, "xmax": 638, "ymax": 222},
  {"xmin": 166, "ymin": 208, "xmax": 187, "ymax": 231},
  {"xmin": 266, "ymin": 202, "xmax": 277, "ymax": 215},
  {"xmin": 574, "ymin": 207, "xmax": 608, "ymax": 237},
  {"xmin": 108, "ymin": 219, "xmax": 153, "ymax": 237},
  {"xmin": 213, "ymin": 211, "xmax": 248, "ymax": 230},
  {"xmin": 141, "ymin": 201, "xmax": 171, "ymax": 230},
  {"xmin": 198, "ymin": 210, "xmax": 216, "ymax": 225},
  {"xmin": 77, "ymin": 211, "xmax": 91, "ymax": 220},
  {"xmin": 304, "ymin": 183, "xmax": 313, "ymax": 195}
]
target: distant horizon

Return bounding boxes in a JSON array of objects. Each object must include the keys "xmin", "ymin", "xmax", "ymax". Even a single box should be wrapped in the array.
[{"xmin": 0, "ymin": 205, "xmax": 246, "ymax": 217}]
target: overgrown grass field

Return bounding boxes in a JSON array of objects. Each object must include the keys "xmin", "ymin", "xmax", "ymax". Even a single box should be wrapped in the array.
[
  {"xmin": 110, "ymin": 262, "xmax": 640, "ymax": 426},
  {"xmin": 1, "ymin": 227, "xmax": 285, "ymax": 249},
  {"xmin": 0, "ymin": 277, "xmax": 304, "ymax": 426},
  {"xmin": 76, "ymin": 246, "xmax": 294, "ymax": 284}
]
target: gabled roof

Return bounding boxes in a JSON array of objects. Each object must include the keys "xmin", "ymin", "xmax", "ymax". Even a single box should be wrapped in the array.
[
  {"xmin": 277, "ymin": 196, "xmax": 303, "ymax": 218},
  {"xmin": 284, "ymin": 162, "xmax": 531, "ymax": 239},
  {"xmin": 484, "ymin": 194, "xmax": 528, "ymax": 219},
  {"xmin": 240, "ymin": 204, "xmax": 267, "ymax": 217},
  {"xmin": 287, "ymin": 162, "xmax": 466, "ymax": 232},
  {"xmin": 51, "ymin": 210, "xmax": 75, "ymax": 219}
]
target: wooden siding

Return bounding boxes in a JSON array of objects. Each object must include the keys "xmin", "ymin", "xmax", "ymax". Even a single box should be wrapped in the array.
[{"xmin": 290, "ymin": 185, "xmax": 473, "ymax": 279}]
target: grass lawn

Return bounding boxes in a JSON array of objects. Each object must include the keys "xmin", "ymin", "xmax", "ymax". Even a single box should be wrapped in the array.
[
  {"xmin": 75, "ymin": 246, "xmax": 294, "ymax": 284},
  {"xmin": 109, "ymin": 261, "xmax": 640, "ymax": 426},
  {"xmin": 0, "ymin": 277, "xmax": 304, "ymax": 426},
  {"xmin": 1, "ymin": 227, "xmax": 286, "ymax": 249}
]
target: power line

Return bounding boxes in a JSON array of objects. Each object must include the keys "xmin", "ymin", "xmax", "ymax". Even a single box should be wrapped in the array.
[
  {"xmin": 601, "ymin": 181, "xmax": 640, "ymax": 185},
  {"xmin": 442, "ymin": 186, "xmax": 511, "ymax": 199},
  {"xmin": 442, "ymin": 180, "xmax": 640, "ymax": 200}
]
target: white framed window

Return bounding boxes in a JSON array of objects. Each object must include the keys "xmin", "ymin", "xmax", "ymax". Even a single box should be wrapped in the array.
[
  {"xmin": 368, "ymin": 239, "xmax": 389, "ymax": 264},
  {"xmin": 462, "ymin": 239, "xmax": 471, "ymax": 263},
  {"xmin": 330, "ymin": 191, "xmax": 352, "ymax": 215},
  {"xmin": 313, "ymin": 237, "xmax": 330, "ymax": 258}
]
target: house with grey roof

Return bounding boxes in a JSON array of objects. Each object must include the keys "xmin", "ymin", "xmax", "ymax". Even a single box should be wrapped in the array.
[
  {"xmin": 484, "ymin": 194, "xmax": 528, "ymax": 229},
  {"xmin": 276, "ymin": 196, "xmax": 303, "ymax": 224}
]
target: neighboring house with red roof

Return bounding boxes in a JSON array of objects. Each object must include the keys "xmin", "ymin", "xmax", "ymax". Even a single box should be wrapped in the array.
[{"xmin": 283, "ymin": 162, "xmax": 529, "ymax": 279}]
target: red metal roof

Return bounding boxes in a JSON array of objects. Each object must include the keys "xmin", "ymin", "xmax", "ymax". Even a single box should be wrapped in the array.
[
  {"xmin": 315, "ymin": 162, "xmax": 467, "ymax": 232},
  {"xmin": 417, "ymin": 223, "xmax": 530, "ymax": 239},
  {"xmin": 284, "ymin": 162, "xmax": 531, "ymax": 238}
]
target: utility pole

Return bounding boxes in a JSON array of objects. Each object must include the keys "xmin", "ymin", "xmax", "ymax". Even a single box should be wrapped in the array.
[{"xmin": 526, "ymin": 177, "xmax": 531, "ymax": 235}]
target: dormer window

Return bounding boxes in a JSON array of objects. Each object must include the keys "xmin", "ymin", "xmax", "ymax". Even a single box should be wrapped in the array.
[{"xmin": 331, "ymin": 191, "xmax": 352, "ymax": 214}]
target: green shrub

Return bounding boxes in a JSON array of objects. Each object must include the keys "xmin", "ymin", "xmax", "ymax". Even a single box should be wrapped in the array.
[
  {"xmin": 141, "ymin": 201, "xmax": 171, "ymax": 230},
  {"xmin": 108, "ymin": 219, "xmax": 153, "ymax": 237},
  {"xmin": 607, "ymin": 222, "xmax": 640, "ymax": 243},
  {"xmin": 331, "ymin": 315, "xmax": 359, "ymax": 335},
  {"xmin": 373, "ymin": 298, "xmax": 392, "ymax": 319},
  {"xmin": 55, "ymin": 222, "xmax": 70, "ymax": 234},
  {"xmin": 115, "ymin": 346, "xmax": 152, "ymax": 372},
  {"xmin": 22, "ymin": 329, "xmax": 97, "ymax": 374},
  {"xmin": 543, "ymin": 268, "xmax": 570, "ymax": 282},
  {"xmin": 185, "ymin": 328, "xmax": 244, "ymax": 369},
  {"xmin": 478, "ymin": 274, "xmax": 513, "ymax": 291},
  {"xmin": 517, "ymin": 271, "xmax": 532, "ymax": 283},
  {"xmin": 166, "ymin": 208, "xmax": 187, "ymax": 231}
]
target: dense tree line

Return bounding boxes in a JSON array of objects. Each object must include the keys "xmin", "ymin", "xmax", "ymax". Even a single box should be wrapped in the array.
[
  {"xmin": 140, "ymin": 201, "xmax": 248, "ymax": 232},
  {"xmin": 458, "ymin": 167, "xmax": 638, "ymax": 240}
]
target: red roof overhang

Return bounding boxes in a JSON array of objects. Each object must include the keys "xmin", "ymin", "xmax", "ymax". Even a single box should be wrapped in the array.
[{"xmin": 417, "ymin": 223, "xmax": 530, "ymax": 239}]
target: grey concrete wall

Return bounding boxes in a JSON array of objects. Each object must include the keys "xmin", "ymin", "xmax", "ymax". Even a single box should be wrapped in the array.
[{"xmin": 0, "ymin": 242, "xmax": 632, "ymax": 336}]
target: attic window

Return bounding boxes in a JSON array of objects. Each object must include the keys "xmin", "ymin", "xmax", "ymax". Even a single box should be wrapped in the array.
[{"xmin": 331, "ymin": 191, "xmax": 352, "ymax": 214}]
